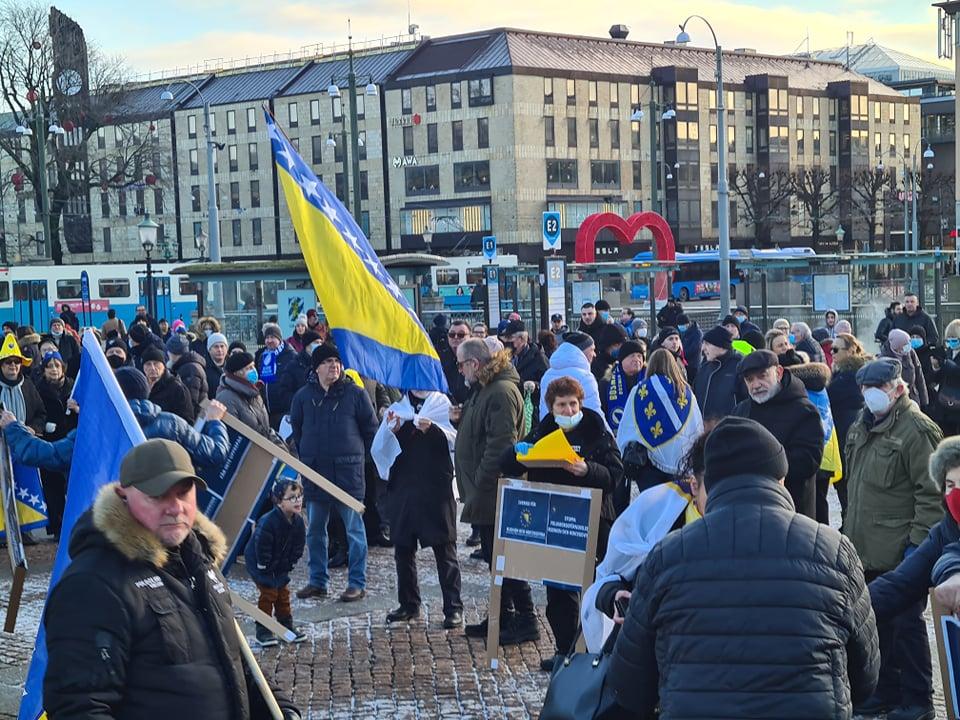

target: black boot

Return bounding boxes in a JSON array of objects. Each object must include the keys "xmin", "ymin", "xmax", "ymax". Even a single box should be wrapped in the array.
[
  {"xmin": 277, "ymin": 616, "xmax": 307, "ymax": 643},
  {"xmin": 255, "ymin": 623, "xmax": 278, "ymax": 647},
  {"xmin": 499, "ymin": 612, "xmax": 540, "ymax": 646}
]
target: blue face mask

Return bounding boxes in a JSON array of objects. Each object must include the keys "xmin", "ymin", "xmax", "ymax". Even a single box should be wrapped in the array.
[
  {"xmin": 245, "ymin": 368, "xmax": 259, "ymax": 384},
  {"xmin": 948, "ymin": 338, "xmax": 960, "ymax": 350},
  {"xmin": 599, "ymin": 311, "xmax": 610, "ymax": 322},
  {"xmin": 735, "ymin": 315, "xmax": 745, "ymax": 324},
  {"xmin": 677, "ymin": 324, "xmax": 688, "ymax": 333},
  {"xmin": 910, "ymin": 338, "xmax": 923, "ymax": 350},
  {"xmin": 788, "ymin": 333, "xmax": 796, "ymax": 344},
  {"xmin": 610, "ymin": 347, "xmax": 620, "ymax": 359}
]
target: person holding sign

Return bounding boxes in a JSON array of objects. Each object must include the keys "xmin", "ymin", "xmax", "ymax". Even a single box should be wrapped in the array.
[{"xmin": 501, "ymin": 376, "xmax": 622, "ymax": 671}]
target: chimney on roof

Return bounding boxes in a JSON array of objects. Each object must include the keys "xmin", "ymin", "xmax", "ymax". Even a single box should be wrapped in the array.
[
  {"xmin": 734, "ymin": 48, "xmax": 757, "ymax": 54},
  {"xmin": 609, "ymin": 24, "xmax": 629, "ymax": 40}
]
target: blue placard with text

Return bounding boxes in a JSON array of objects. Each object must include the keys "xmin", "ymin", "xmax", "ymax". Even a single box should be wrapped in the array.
[{"xmin": 499, "ymin": 485, "xmax": 591, "ymax": 553}]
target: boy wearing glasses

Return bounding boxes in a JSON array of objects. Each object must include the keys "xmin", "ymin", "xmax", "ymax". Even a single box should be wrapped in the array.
[{"xmin": 245, "ymin": 477, "xmax": 308, "ymax": 646}]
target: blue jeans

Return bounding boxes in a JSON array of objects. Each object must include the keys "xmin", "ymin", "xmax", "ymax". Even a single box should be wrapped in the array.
[{"xmin": 306, "ymin": 500, "xmax": 367, "ymax": 590}]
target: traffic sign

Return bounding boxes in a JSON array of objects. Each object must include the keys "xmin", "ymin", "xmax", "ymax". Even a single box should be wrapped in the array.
[
  {"xmin": 482, "ymin": 235, "xmax": 497, "ymax": 262},
  {"xmin": 542, "ymin": 211, "xmax": 561, "ymax": 251}
]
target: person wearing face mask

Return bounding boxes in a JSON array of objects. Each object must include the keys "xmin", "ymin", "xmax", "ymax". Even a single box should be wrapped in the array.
[
  {"xmin": 255, "ymin": 323, "xmax": 297, "ymax": 430},
  {"xmin": 165, "ymin": 334, "xmax": 208, "ymax": 421},
  {"xmin": 594, "ymin": 299, "xmax": 613, "ymax": 325},
  {"xmin": 204, "ymin": 332, "xmax": 229, "ymax": 400},
  {"xmin": 674, "ymin": 314, "xmax": 702, "ymax": 384},
  {"xmin": 371, "ymin": 388, "xmax": 463, "ymax": 630},
  {"xmin": 216, "ymin": 351, "xmax": 281, "ymax": 443},
  {"xmin": 34, "ymin": 351, "xmax": 76, "ymax": 538},
  {"xmin": 732, "ymin": 306, "xmax": 761, "ymax": 336},
  {"xmin": 843, "ymin": 358, "xmax": 942, "ymax": 720},
  {"xmin": 501, "ymin": 376, "xmax": 622, "ymax": 670},
  {"xmin": 732, "ymin": 350, "xmax": 824, "ymax": 520},
  {"xmin": 48, "ymin": 317, "xmax": 80, "ymax": 378},
  {"xmin": 142, "ymin": 346, "xmax": 195, "ymax": 424},
  {"xmin": 929, "ymin": 320, "xmax": 960, "ymax": 436},
  {"xmin": 191, "ymin": 315, "xmax": 221, "ymax": 359},
  {"xmin": 789, "ymin": 321, "xmax": 825, "ymax": 364},
  {"xmin": 881, "ymin": 329, "xmax": 929, "ymax": 410},
  {"xmin": 908, "ymin": 325, "xmax": 937, "ymax": 408},
  {"xmin": 694, "ymin": 326, "xmax": 747, "ymax": 422},
  {"xmin": 104, "ymin": 337, "xmax": 132, "ymax": 370},
  {"xmin": 599, "ymin": 340, "xmax": 646, "ymax": 433}
]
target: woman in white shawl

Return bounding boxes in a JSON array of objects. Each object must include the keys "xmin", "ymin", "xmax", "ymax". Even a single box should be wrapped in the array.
[
  {"xmin": 371, "ymin": 390, "xmax": 464, "ymax": 629},
  {"xmin": 538, "ymin": 333, "xmax": 604, "ymax": 420}
]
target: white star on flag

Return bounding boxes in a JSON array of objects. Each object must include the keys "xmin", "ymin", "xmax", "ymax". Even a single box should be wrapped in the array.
[
  {"xmin": 17, "ymin": 486, "xmax": 28, "ymax": 500},
  {"xmin": 277, "ymin": 146, "xmax": 295, "ymax": 169},
  {"xmin": 29, "ymin": 493, "xmax": 40, "ymax": 506},
  {"xmin": 301, "ymin": 178, "xmax": 320, "ymax": 201},
  {"xmin": 39, "ymin": 501, "xmax": 46, "ymax": 513},
  {"xmin": 320, "ymin": 198, "xmax": 341, "ymax": 224}
]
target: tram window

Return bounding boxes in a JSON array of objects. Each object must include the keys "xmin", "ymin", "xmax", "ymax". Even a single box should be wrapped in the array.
[
  {"xmin": 465, "ymin": 268, "xmax": 484, "ymax": 286},
  {"xmin": 178, "ymin": 279, "xmax": 198, "ymax": 296},
  {"xmin": 57, "ymin": 279, "xmax": 82, "ymax": 299},
  {"xmin": 436, "ymin": 269, "xmax": 460, "ymax": 285},
  {"xmin": 13, "ymin": 282, "xmax": 28, "ymax": 301},
  {"xmin": 0, "ymin": 282, "xmax": 8, "ymax": 302},
  {"xmin": 99, "ymin": 278, "xmax": 131, "ymax": 298}
]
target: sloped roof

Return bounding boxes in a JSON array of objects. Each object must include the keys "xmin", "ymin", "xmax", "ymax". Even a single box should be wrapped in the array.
[
  {"xmin": 805, "ymin": 42, "xmax": 953, "ymax": 83},
  {"xmin": 284, "ymin": 47, "xmax": 414, "ymax": 96},
  {"xmin": 179, "ymin": 65, "xmax": 302, "ymax": 108},
  {"xmin": 114, "ymin": 81, "xmax": 198, "ymax": 120}
]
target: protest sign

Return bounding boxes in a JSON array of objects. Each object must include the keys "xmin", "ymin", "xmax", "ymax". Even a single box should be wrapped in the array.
[
  {"xmin": 932, "ymin": 590, "xmax": 960, "ymax": 720},
  {"xmin": 486, "ymin": 478, "xmax": 601, "ymax": 667}
]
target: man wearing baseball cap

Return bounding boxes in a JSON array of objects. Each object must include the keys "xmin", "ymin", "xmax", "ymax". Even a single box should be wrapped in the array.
[{"xmin": 43, "ymin": 439, "xmax": 301, "ymax": 719}]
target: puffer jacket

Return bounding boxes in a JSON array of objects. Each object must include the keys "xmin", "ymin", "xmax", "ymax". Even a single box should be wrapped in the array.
[
  {"xmin": 149, "ymin": 371, "xmax": 195, "ymax": 424},
  {"xmin": 243, "ymin": 506, "xmax": 306, "ymax": 589},
  {"xmin": 42, "ymin": 484, "xmax": 298, "ymax": 720},
  {"xmin": 289, "ymin": 374, "xmax": 378, "ymax": 502},
  {"xmin": 693, "ymin": 348, "xmax": 745, "ymax": 421},
  {"xmin": 454, "ymin": 350, "xmax": 523, "ymax": 525},
  {"xmin": 171, "ymin": 351, "xmax": 209, "ymax": 420},
  {"xmin": 216, "ymin": 373, "xmax": 277, "ymax": 442},
  {"xmin": 538, "ymin": 342, "xmax": 604, "ymax": 420},
  {"xmin": 608, "ymin": 474, "xmax": 880, "ymax": 720},
  {"xmin": 4, "ymin": 399, "xmax": 230, "ymax": 474},
  {"xmin": 843, "ymin": 392, "xmax": 943, "ymax": 572}
]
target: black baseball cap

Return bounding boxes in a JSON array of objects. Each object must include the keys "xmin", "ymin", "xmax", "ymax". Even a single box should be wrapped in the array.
[{"xmin": 119, "ymin": 439, "xmax": 205, "ymax": 497}]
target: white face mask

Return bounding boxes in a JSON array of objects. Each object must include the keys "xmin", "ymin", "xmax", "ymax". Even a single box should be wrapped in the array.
[
  {"xmin": 637, "ymin": 328, "xmax": 647, "ymax": 338},
  {"xmin": 554, "ymin": 411, "xmax": 583, "ymax": 430},
  {"xmin": 863, "ymin": 387, "xmax": 894, "ymax": 416}
]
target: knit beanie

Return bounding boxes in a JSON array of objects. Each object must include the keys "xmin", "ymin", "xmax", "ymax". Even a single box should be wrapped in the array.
[
  {"xmin": 301, "ymin": 330, "xmax": 323, "ymax": 347},
  {"xmin": 115, "ymin": 367, "xmax": 149, "ymax": 401},
  {"xmin": 703, "ymin": 416, "xmax": 788, "ymax": 489},
  {"xmin": 141, "ymin": 347, "xmax": 166, "ymax": 365},
  {"xmin": 127, "ymin": 324, "xmax": 148, "ymax": 344},
  {"xmin": 311, "ymin": 343, "xmax": 342, "ymax": 368},
  {"xmin": 262, "ymin": 323, "xmax": 283, "ymax": 341},
  {"xmin": 207, "ymin": 332, "xmax": 228, "ymax": 351},
  {"xmin": 655, "ymin": 326, "xmax": 680, "ymax": 346},
  {"xmin": 225, "ymin": 351, "xmax": 254, "ymax": 374},
  {"xmin": 166, "ymin": 335, "xmax": 190, "ymax": 356},
  {"xmin": 702, "ymin": 325, "xmax": 733, "ymax": 350},
  {"xmin": 619, "ymin": 341, "xmax": 645, "ymax": 361},
  {"xmin": 562, "ymin": 331, "xmax": 595, "ymax": 352}
]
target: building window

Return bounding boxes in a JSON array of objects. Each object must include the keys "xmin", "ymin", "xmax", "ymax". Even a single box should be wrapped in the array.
[
  {"xmin": 252, "ymin": 218, "xmax": 262, "ymax": 246},
  {"xmin": 426, "ymin": 85, "xmax": 436, "ymax": 111},
  {"xmin": 209, "ymin": 113, "xmax": 217, "ymax": 136},
  {"xmin": 333, "ymin": 96, "xmax": 343, "ymax": 120},
  {"xmin": 610, "ymin": 82, "xmax": 619, "ymax": 107},
  {"xmin": 889, "ymin": 132, "xmax": 897, "ymax": 157},
  {"xmin": 904, "ymin": 134, "xmax": 911, "ymax": 158},
  {"xmin": 287, "ymin": 103, "xmax": 298, "ymax": 128},
  {"xmin": 102, "ymin": 227, "xmax": 111, "ymax": 253},
  {"xmin": 356, "ymin": 93, "xmax": 365, "ymax": 119},
  {"xmin": 228, "ymin": 144, "xmax": 238, "ymax": 172},
  {"xmin": 189, "ymin": 149, "xmax": 199, "ymax": 175},
  {"xmin": 797, "ymin": 128, "xmax": 805, "ymax": 154},
  {"xmin": 545, "ymin": 117, "xmax": 555, "ymax": 147},
  {"xmin": 452, "ymin": 120, "xmax": 463, "ymax": 151},
  {"xmin": 874, "ymin": 102, "xmax": 882, "ymax": 123},
  {"xmin": 248, "ymin": 143, "xmax": 258, "ymax": 170},
  {"xmin": 590, "ymin": 160, "xmax": 620, "ymax": 188},
  {"xmin": 477, "ymin": 117, "xmax": 489, "ymax": 149},
  {"xmin": 230, "ymin": 182, "xmax": 240, "ymax": 210},
  {"xmin": 250, "ymin": 180, "xmax": 260, "ymax": 208},
  {"xmin": 97, "ymin": 127, "xmax": 105, "ymax": 149},
  {"xmin": 402, "ymin": 126, "xmax": 414, "ymax": 155},
  {"xmin": 709, "ymin": 124, "xmax": 717, "ymax": 151},
  {"xmin": 117, "ymin": 189, "xmax": 127, "ymax": 217},
  {"xmin": 610, "ymin": 119, "xmax": 620, "ymax": 149},
  {"xmin": 904, "ymin": 104, "xmax": 911, "ymax": 123},
  {"xmin": 357, "ymin": 130, "xmax": 367, "ymax": 160},
  {"xmin": 360, "ymin": 170, "xmax": 369, "ymax": 201},
  {"xmin": 310, "ymin": 99, "xmax": 321, "ymax": 125},
  {"xmin": 361, "ymin": 211, "xmax": 370, "ymax": 237},
  {"xmin": 812, "ymin": 97, "xmax": 820, "ymax": 119},
  {"xmin": 401, "ymin": 88, "xmax": 412, "ymax": 114},
  {"xmin": 227, "ymin": 110, "xmax": 236, "ymax": 134},
  {"xmin": 247, "ymin": 107, "xmax": 257, "ymax": 131},
  {"xmin": 727, "ymin": 125, "xmax": 735, "ymax": 153},
  {"xmin": 632, "ymin": 161, "xmax": 642, "ymax": 190},
  {"xmin": 746, "ymin": 126, "xmax": 754, "ymax": 153},
  {"xmin": 405, "ymin": 165, "xmax": 440, "ymax": 195},
  {"xmin": 100, "ymin": 192, "xmax": 110, "ymax": 218},
  {"xmin": 889, "ymin": 103, "xmax": 896, "ymax": 123},
  {"xmin": 191, "ymin": 185, "xmax": 201, "ymax": 212},
  {"xmin": 813, "ymin": 129, "xmax": 821, "ymax": 156},
  {"xmin": 468, "ymin": 78, "xmax": 493, "ymax": 106},
  {"xmin": 567, "ymin": 117, "xmax": 577, "ymax": 148},
  {"xmin": 312, "ymin": 136, "xmax": 324, "ymax": 164},
  {"xmin": 544, "ymin": 78, "xmax": 553, "ymax": 104},
  {"xmin": 454, "ymin": 161, "xmax": 490, "ymax": 192},
  {"xmin": 187, "ymin": 115, "xmax": 196, "ymax": 138},
  {"xmin": 546, "ymin": 159, "xmax": 577, "ymax": 189},
  {"xmin": 333, "ymin": 137, "xmax": 344, "ymax": 163},
  {"xmin": 796, "ymin": 95, "xmax": 803, "ymax": 118},
  {"xmin": 450, "ymin": 82, "xmax": 461, "ymax": 108},
  {"xmin": 232, "ymin": 219, "xmax": 242, "ymax": 246},
  {"xmin": 588, "ymin": 81, "xmax": 597, "ymax": 106},
  {"xmin": 427, "ymin": 123, "xmax": 438, "ymax": 153},
  {"xmin": 874, "ymin": 132, "xmax": 882, "ymax": 156},
  {"xmin": 566, "ymin": 79, "xmax": 576, "ymax": 105},
  {"xmin": 589, "ymin": 118, "xmax": 599, "ymax": 148},
  {"xmin": 631, "ymin": 121, "xmax": 641, "ymax": 149},
  {"xmin": 154, "ymin": 188, "xmax": 164, "ymax": 214},
  {"xmin": 746, "ymin": 93, "xmax": 753, "ymax": 116},
  {"xmin": 830, "ymin": 130, "xmax": 837, "ymax": 156},
  {"xmin": 829, "ymin": 99, "xmax": 837, "ymax": 121}
]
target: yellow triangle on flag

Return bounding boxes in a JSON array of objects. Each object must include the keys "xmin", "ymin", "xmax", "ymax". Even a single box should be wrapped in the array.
[{"xmin": 517, "ymin": 428, "xmax": 583, "ymax": 465}]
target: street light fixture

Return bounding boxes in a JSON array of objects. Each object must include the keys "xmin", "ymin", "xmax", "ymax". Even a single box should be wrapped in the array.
[
  {"xmin": 326, "ymin": 133, "xmax": 337, "ymax": 148},
  {"xmin": 677, "ymin": 14, "xmax": 731, "ymax": 317},
  {"xmin": 630, "ymin": 108, "xmax": 644, "ymax": 121},
  {"xmin": 835, "ymin": 225, "xmax": 846, "ymax": 254},
  {"xmin": 15, "ymin": 125, "xmax": 32, "ymax": 136}
]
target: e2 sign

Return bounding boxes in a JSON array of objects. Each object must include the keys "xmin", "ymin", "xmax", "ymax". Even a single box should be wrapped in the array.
[
  {"xmin": 482, "ymin": 235, "xmax": 497, "ymax": 261},
  {"xmin": 542, "ymin": 211, "xmax": 561, "ymax": 250}
]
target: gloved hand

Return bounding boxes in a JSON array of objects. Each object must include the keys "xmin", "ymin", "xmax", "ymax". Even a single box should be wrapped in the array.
[
  {"xmin": 515, "ymin": 442, "xmax": 533, "ymax": 455},
  {"xmin": 904, "ymin": 544, "xmax": 918, "ymax": 560}
]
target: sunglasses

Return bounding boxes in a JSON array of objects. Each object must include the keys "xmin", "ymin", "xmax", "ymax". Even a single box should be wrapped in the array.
[
  {"xmin": 830, "ymin": 347, "xmax": 845, "ymax": 354},
  {"xmin": 448, "ymin": 332, "xmax": 467, "ymax": 339},
  {"xmin": 457, "ymin": 359, "xmax": 475, "ymax": 369}
]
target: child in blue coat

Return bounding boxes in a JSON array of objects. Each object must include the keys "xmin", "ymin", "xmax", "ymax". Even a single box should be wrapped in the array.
[{"xmin": 244, "ymin": 477, "xmax": 307, "ymax": 646}]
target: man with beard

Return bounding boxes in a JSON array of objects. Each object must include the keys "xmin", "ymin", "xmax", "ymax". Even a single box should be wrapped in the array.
[{"xmin": 733, "ymin": 349, "xmax": 823, "ymax": 520}]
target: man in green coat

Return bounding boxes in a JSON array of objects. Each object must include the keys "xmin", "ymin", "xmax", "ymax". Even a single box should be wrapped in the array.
[
  {"xmin": 843, "ymin": 357, "xmax": 942, "ymax": 720},
  {"xmin": 453, "ymin": 338, "xmax": 538, "ymax": 646}
]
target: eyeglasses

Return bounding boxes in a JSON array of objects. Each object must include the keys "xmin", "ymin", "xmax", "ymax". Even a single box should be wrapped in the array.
[
  {"xmin": 457, "ymin": 359, "xmax": 475, "ymax": 369},
  {"xmin": 282, "ymin": 494, "xmax": 303, "ymax": 503},
  {"xmin": 448, "ymin": 332, "xmax": 467, "ymax": 339},
  {"xmin": 830, "ymin": 347, "xmax": 844, "ymax": 355}
]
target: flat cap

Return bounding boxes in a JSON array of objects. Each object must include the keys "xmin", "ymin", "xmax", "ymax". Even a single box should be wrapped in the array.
[
  {"xmin": 738, "ymin": 349, "xmax": 778, "ymax": 376},
  {"xmin": 856, "ymin": 357, "xmax": 902, "ymax": 387},
  {"xmin": 501, "ymin": 319, "xmax": 525, "ymax": 337}
]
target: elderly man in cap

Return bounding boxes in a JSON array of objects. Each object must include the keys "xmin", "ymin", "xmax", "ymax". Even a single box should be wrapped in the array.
[
  {"xmin": 732, "ymin": 349, "xmax": 824, "ymax": 519},
  {"xmin": 43, "ymin": 439, "xmax": 301, "ymax": 719},
  {"xmin": 843, "ymin": 357, "xmax": 942, "ymax": 720},
  {"xmin": 500, "ymin": 319, "xmax": 548, "ymax": 394},
  {"xmin": 609, "ymin": 416, "xmax": 879, "ymax": 719}
]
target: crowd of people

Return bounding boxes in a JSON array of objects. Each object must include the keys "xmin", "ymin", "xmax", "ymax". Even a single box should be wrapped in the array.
[{"xmin": 9, "ymin": 290, "xmax": 960, "ymax": 719}]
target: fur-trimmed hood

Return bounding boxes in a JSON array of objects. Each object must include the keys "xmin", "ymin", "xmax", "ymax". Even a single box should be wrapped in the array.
[
  {"xmin": 197, "ymin": 315, "xmax": 221, "ymax": 333},
  {"xmin": 18, "ymin": 332, "xmax": 40, "ymax": 347},
  {"xmin": 832, "ymin": 352, "xmax": 870, "ymax": 376},
  {"xmin": 477, "ymin": 348, "xmax": 518, "ymax": 386},
  {"xmin": 78, "ymin": 482, "xmax": 227, "ymax": 569},
  {"xmin": 787, "ymin": 361, "xmax": 832, "ymax": 392}
]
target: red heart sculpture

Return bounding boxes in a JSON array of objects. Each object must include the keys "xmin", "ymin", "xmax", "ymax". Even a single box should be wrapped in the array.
[{"xmin": 574, "ymin": 211, "xmax": 677, "ymax": 301}]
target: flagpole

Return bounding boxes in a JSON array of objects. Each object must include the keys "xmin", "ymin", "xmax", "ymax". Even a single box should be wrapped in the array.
[{"xmin": 234, "ymin": 620, "xmax": 284, "ymax": 720}]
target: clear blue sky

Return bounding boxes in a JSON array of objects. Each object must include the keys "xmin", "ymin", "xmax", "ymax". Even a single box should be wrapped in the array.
[{"xmin": 53, "ymin": 0, "xmax": 948, "ymax": 76}]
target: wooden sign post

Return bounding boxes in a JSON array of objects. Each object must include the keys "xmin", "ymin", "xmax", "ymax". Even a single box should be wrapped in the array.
[
  {"xmin": 485, "ymin": 477, "xmax": 601, "ymax": 668},
  {"xmin": 0, "ymin": 434, "xmax": 26, "ymax": 633}
]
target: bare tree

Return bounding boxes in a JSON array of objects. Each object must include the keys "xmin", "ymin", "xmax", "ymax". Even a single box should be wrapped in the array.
[
  {"xmin": 918, "ymin": 171, "xmax": 955, "ymax": 250},
  {"xmin": 0, "ymin": 2, "xmax": 160, "ymax": 264},
  {"xmin": 846, "ymin": 168, "xmax": 895, "ymax": 251},
  {"xmin": 731, "ymin": 167, "xmax": 792, "ymax": 247},
  {"xmin": 790, "ymin": 167, "xmax": 838, "ymax": 249}
]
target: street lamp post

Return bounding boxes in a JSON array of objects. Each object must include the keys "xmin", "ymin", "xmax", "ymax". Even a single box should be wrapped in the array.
[
  {"xmin": 678, "ymin": 15, "xmax": 731, "ymax": 317},
  {"xmin": 139, "ymin": 213, "xmax": 160, "ymax": 319},
  {"xmin": 908, "ymin": 141, "xmax": 936, "ymax": 288},
  {"xmin": 16, "ymin": 106, "xmax": 64, "ymax": 261}
]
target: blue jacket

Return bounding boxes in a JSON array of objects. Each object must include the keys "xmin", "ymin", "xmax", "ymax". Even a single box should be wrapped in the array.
[
  {"xmin": 289, "ymin": 374, "xmax": 377, "ymax": 502},
  {"xmin": 5, "ymin": 398, "xmax": 230, "ymax": 473},
  {"xmin": 254, "ymin": 343, "xmax": 298, "ymax": 419},
  {"xmin": 243, "ymin": 506, "xmax": 306, "ymax": 589}
]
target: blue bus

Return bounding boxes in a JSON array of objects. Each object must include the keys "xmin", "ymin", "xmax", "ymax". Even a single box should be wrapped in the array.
[{"xmin": 630, "ymin": 247, "xmax": 816, "ymax": 302}]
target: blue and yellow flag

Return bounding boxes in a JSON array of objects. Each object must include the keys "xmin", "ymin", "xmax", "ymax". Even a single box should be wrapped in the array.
[
  {"xmin": 267, "ymin": 111, "xmax": 447, "ymax": 392},
  {"xmin": 0, "ymin": 463, "xmax": 47, "ymax": 537}
]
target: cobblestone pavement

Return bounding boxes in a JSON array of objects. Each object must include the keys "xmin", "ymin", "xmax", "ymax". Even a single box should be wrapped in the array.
[{"xmin": 0, "ymin": 489, "xmax": 951, "ymax": 719}]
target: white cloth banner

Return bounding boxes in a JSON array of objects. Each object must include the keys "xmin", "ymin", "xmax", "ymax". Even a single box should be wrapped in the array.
[{"xmin": 371, "ymin": 392, "xmax": 457, "ymax": 480}]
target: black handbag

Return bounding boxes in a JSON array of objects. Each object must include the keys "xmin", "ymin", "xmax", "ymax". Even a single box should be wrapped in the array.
[
  {"xmin": 539, "ymin": 630, "xmax": 631, "ymax": 720},
  {"xmin": 621, "ymin": 441, "xmax": 648, "ymax": 479}
]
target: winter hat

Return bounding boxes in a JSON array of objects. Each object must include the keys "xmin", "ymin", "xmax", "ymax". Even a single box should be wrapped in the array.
[
  {"xmin": 655, "ymin": 326, "xmax": 680, "ymax": 346},
  {"xmin": 105, "ymin": 337, "xmax": 129, "ymax": 357},
  {"xmin": 141, "ymin": 347, "xmax": 166, "ymax": 365},
  {"xmin": 228, "ymin": 341, "xmax": 247, "ymax": 354},
  {"xmin": 306, "ymin": 309, "xmax": 318, "ymax": 319},
  {"xmin": 301, "ymin": 330, "xmax": 322, "ymax": 347},
  {"xmin": 262, "ymin": 323, "xmax": 283, "ymax": 341},
  {"xmin": 311, "ymin": 343, "xmax": 342, "ymax": 368},
  {"xmin": 702, "ymin": 325, "xmax": 733, "ymax": 350},
  {"xmin": 433, "ymin": 314, "xmax": 448, "ymax": 328},
  {"xmin": 225, "ymin": 351, "xmax": 255, "ymax": 374},
  {"xmin": 909, "ymin": 325, "xmax": 927, "ymax": 341},
  {"xmin": 562, "ymin": 331, "xmax": 595, "ymax": 352},
  {"xmin": 742, "ymin": 329, "xmax": 766, "ymax": 350},
  {"xmin": 812, "ymin": 328, "xmax": 830, "ymax": 343},
  {"xmin": 294, "ymin": 314, "xmax": 308, "ymax": 328},
  {"xmin": 619, "ymin": 340, "xmax": 645, "ymax": 362},
  {"xmin": 166, "ymin": 335, "xmax": 190, "ymax": 356},
  {"xmin": 41, "ymin": 351, "xmax": 64, "ymax": 369},
  {"xmin": 598, "ymin": 323, "xmax": 628, "ymax": 351},
  {"xmin": 483, "ymin": 336, "xmax": 505, "ymax": 354},
  {"xmin": 127, "ymin": 323, "xmax": 148, "ymax": 344},
  {"xmin": 207, "ymin": 332, "xmax": 228, "ymax": 351},
  {"xmin": 721, "ymin": 315, "xmax": 738, "ymax": 327},
  {"xmin": 675, "ymin": 314, "xmax": 690, "ymax": 326},
  {"xmin": 703, "ymin": 416, "xmax": 788, "ymax": 489},
  {"xmin": 115, "ymin": 367, "xmax": 150, "ymax": 401},
  {"xmin": 856, "ymin": 357, "xmax": 902, "ymax": 387},
  {"xmin": 738, "ymin": 349, "xmax": 779, "ymax": 376},
  {"xmin": 887, "ymin": 329, "xmax": 910, "ymax": 354},
  {"xmin": 171, "ymin": 319, "xmax": 187, "ymax": 334},
  {"xmin": 501, "ymin": 319, "xmax": 526, "ymax": 337}
]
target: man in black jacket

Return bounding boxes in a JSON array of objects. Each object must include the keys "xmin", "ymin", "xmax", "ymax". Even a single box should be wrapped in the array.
[
  {"xmin": 142, "ymin": 346, "xmax": 195, "ymax": 423},
  {"xmin": 693, "ymin": 326, "xmax": 744, "ymax": 422},
  {"xmin": 501, "ymin": 320, "xmax": 548, "ymax": 400},
  {"xmin": 43, "ymin": 439, "xmax": 300, "ymax": 720},
  {"xmin": 893, "ymin": 292, "xmax": 939, "ymax": 346},
  {"xmin": 733, "ymin": 349, "xmax": 824, "ymax": 519},
  {"xmin": 439, "ymin": 319, "xmax": 471, "ymax": 404},
  {"xmin": 608, "ymin": 416, "xmax": 879, "ymax": 720},
  {"xmin": 166, "ymin": 334, "xmax": 208, "ymax": 421}
]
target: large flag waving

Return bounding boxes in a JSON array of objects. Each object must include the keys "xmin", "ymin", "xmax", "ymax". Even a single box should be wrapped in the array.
[
  {"xmin": 18, "ymin": 331, "xmax": 145, "ymax": 720},
  {"xmin": 266, "ymin": 110, "xmax": 447, "ymax": 392}
]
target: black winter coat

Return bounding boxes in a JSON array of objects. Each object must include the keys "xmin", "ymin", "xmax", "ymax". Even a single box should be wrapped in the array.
[
  {"xmin": 43, "ymin": 485, "xmax": 297, "ymax": 720},
  {"xmin": 693, "ymin": 349, "xmax": 744, "ymax": 421},
  {"xmin": 171, "ymin": 351, "xmax": 208, "ymax": 420},
  {"xmin": 0, "ymin": 374, "xmax": 47, "ymax": 434},
  {"xmin": 385, "ymin": 398, "xmax": 458, "ymax": 548},
  {"xmin": 875, "ymin": 310, "xmax": 895, "ymax": 345},
  {"xmin": 52, "ymin": 332, "xmax": 80, "ymax": 378},
  {"xmin": 36, "ymin": 374, "xmax": 76, "ymax": 440},
  {"xmin": 129, "ymin": 333, "xmax": 164, "ymax": 372},
  {"xmin": 893, "ymin": 306, "xmax": 939, "ymax": 346},
  {"xmin": 255, "ymin": 344, "xmax": 297, "ymax": 425},
  {"xmin": 440, "ymin": 345, "xmax": 470, "ymax": 404},
  {"xmin": 290, "ymin": 374, "xmax": 378, "ymax": 502},
  {"xmin": 513, "ymin": 343, "xmax": 548, "ymax": 386},
  {"xmin": 733, "ymin": 370, "xmax": 824, "ymax": 515},
  {"xmin": 205, "ymin": 360, "xmax": 224, "ymax": 401},
  {"xmin": 608, "ymin": 474, "xmax": 880, "ymax": 720},
  {"xmin": 243, "ymin": 506, "xmax": 306, "ymax": 589},
  {"xmin": 680, "ymin": 323, "xmax": 703, "ymax": 384},
  {"xmin": 827, "ymin": 354, "xmax": 868, "ymax": 462},
  {"xmin": 278, "ymin": 349, "xmax": 313, "ymax": 406},
  {"xmin": 149, "ymin": 371, "xmax": 196, "ymax": 424}
]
